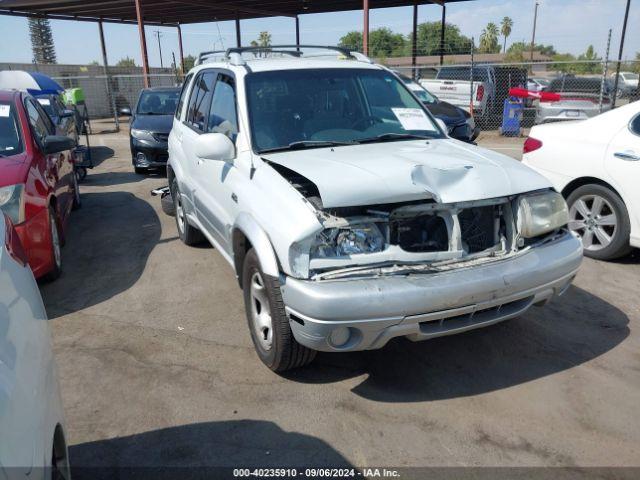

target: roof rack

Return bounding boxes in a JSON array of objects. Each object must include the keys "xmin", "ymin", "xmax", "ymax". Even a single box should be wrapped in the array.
[{"xmin": 195, "ymin": 45, "xmax": 373, "ymax": 66}]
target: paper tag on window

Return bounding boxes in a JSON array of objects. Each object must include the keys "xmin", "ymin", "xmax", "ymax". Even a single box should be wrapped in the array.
[
  {"xmin": 391, "ymin": 108, "xmax": 432, "ymax": 131},
  {"xmin": 0, "ymin": 105, "xmax": 9, "ymax": 117},
  {"xmin": 37, "ymin": 98, "xmax": 51, "ymax": 106}
]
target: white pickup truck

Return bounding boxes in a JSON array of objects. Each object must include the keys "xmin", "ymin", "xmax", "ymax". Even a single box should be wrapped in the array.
[{"xmin": 420, "ymin": 65, "xmax": 496, "ymax": 120}]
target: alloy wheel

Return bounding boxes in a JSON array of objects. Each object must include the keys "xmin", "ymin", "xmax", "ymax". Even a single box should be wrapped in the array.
[
  {"xmin": 249, "ymin": 271, "xmax": 273, "ymax": 351},
  {"xmin": 175, "ymin": 192, "xmax": 185, "ymax": 234},
  {"xmin": 50, "ymin": 215, "xmax": 61, "ymax": 268},
  {"xmin": 569, "ymin": 194, "xmax": 617, "ymax": 251}
]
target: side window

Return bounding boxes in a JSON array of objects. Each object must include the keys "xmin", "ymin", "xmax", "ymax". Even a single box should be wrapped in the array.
[
  {"xmin": 207, "ymin": 74, "xmax": 238, "ymax": 141},
  {"xmin": 630, "ymin": 114, "xmax": 640, "ymax": 136},
  {"xmin": 25, "ymin": 99, "xmax": 52, "ymax": 146},
  {"xmin": 186, "ymin": 72, "xmax": 216, "ymax": 132},
  {"xmin": 175, "ymin": 73, "xmax": 193, "ymax": 120}
]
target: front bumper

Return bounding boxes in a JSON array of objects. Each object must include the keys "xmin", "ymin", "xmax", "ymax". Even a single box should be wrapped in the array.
[
  {"xmin": 131, "ymin": 138, "xmax": 169, "ymax": 167},
  {"xmin": 281, "ymin": 232, "xmax": 582, "ymax": 352}
]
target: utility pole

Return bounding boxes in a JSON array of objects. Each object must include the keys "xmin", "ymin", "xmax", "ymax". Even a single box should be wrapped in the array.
[
  {"xmin": 529, "ymin": 1, "xmax": 539, "ymax": 65},
  {"xmin": 154, "ymin": 30, "xmax": 164, "ymax": 68}
]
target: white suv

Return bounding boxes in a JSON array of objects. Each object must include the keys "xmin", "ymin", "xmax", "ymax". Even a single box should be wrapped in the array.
[{"xmin": 168, "ymin": 46, "xmax": 583, "ymax": 372}]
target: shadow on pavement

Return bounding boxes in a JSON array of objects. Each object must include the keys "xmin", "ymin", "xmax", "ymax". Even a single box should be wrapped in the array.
[
  {"xmin": 87, "ymin": 146, "xmax": 115, "ymax": 168},
  {"xmin": 83, "ymin": 170, "xmax": 165, "ymax": 187},
  {"xmin": 69, "ymin": 420, "xmax": 353, "ymax": 479},
  {"xmin": 284, "ymin": 286, "xmax": 628, "ymax": 402},
  {"xmin": 40, "ymin": 191, "xmax": 161, "ymax": 319}
]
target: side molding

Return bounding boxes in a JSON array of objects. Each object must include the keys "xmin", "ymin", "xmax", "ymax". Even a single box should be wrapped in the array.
[{"xmin": 233, "ymin": 212, "xmax": 280, "ymax": 278}]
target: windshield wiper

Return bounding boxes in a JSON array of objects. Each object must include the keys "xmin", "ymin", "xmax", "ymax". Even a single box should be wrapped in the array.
[
  {"xmin": 258, "ymin": 140, "xmax": 358, "ymax": 154},
  {"xmin": 358, "ymin": 133, "xmax": 438, "ymax": 144}
]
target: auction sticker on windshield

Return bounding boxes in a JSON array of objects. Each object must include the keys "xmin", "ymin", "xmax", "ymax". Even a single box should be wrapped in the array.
[
  {"xmin": 391, "ymin": 108, "xmax": 432, "ymax": 131},
  {"xmin": 0, "ymin": 105, "xmax": 10, "ymax": 117}
]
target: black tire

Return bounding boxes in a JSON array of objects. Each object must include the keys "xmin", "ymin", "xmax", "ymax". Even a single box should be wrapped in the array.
[
  {"xmin": 567, "ymin": 184, "xmax": 632, "ymax": 260},
  {"xmin": 43, "ymin": 207, "xmax": 62, "ymax": 281},
  {"xmin": 134, "ymin": 166, "xmax": 148, "ymax": 175},
  {"xmin": 171, "ymin": 177, "xmax": 205, "ymax": 245},
  {"xmin": 242, "ymin": 248, "xmax": 316, "ymax": 372},
  {"xmin": 161, "ymin": 192, "xmax": 176, "ymax": 216},
  {"xmin": 72, "ymin": 169, "xmax": 81, "ymax": 210}
]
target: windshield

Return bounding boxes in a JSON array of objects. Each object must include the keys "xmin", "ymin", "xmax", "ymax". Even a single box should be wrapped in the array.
[
  {"xmin": 624, "ymin": 73, "xmax": 639, "ymax": 81},
  {"xmin": 411, "ymin": 86, "xmax": 437, "ymax": 104},
  {"xmin": 0, "ymin": 102, "xmax": 24, "ymax": 157},
  {"xmin": 136, "ymin": 90, "xmax": 180, "ymax": 115},
  {"xmin": 246, "ymin": 68, "xmax": 441, "ymax": 153}
]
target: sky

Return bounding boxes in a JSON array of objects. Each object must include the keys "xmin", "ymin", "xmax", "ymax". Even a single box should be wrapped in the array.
[{"xmin": 0, "ymin": 0, "xmax": 638, "ymax": 67}]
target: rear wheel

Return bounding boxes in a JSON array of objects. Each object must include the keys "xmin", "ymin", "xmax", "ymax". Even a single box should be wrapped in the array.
[
  {"xmin": 44, "ymin": 206, "xmax": 62, "ymax": 281},
  {"xmin": 171, "ymin": 177, "xmax": 204, "ymax": 245},
  {"xmin": 567, "ymin": 184, "xmax": 632, "ymax": 260},
  {"xmin": 242, "ymin": 248, "xmax": 316, "ymax": 372}
]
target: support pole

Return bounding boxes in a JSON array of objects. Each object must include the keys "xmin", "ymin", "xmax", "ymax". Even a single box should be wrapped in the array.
[
  {"xmin": 98, "ymin": 21, "xmax": 119, "ymax": 131},
  {"xmin": 295, "ymin": 15, "xmax": 300, "ymax": 47},
  {"xmin": 439, "ymin": 4, "xmax": 446, "ymax": 65},
  {"xmin": 530, "ymin": 1, "xmax": 539, "ymax": 65},
  {"xmin": 177, "ymin": 24, "xmax": 185, "ymax": 74},
  {"xmin": 411, "ymin": 3, "xmax": 418, "ymax": 77},
  {"xmin": 612, "ymin": 0, "xmax": 631, "ymax": 108},
  {"xmin": 363, "ymin": 0, "xmax": 370, "ymax": 55},
  {"xmin": 235, "ymin": 14, "xmax": 241, "ymax": 47},
  {"xmin": 599, "ymin": 29, "xmax": 612, "ymax": 113},
  {"xmin": 134, "ymin": 0, "xmax": 150, "ymax": 88}
]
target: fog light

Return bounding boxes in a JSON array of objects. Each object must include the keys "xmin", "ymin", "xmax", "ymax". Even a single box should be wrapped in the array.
[
  {"xmin": 329, "ymin": 326, "xmax": 351, "ymax": 348},
  {"xmin": 136, "ymin": 152, "xmax": 147, "ymax": 165}
]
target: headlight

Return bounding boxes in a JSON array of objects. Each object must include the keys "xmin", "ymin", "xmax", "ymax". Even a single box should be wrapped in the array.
[
  {"xmin": 0, "ymin": 184, "xmax": 25, "ymax": 225},
  {"xmin": 130, "ymin": 129, "xmax": 155, "ymax": 141},
  {"xmin": 517, "ymin": 191, "xmax": 569, "ymax": 238},
  {"xmin": 311, "ymin": 223, "xmax": 385, "ymax": 258}
]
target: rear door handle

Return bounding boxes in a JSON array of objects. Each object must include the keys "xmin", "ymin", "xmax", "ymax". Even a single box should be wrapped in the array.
[{"xmin": 614, "ymin": 151, "xmax": 640, "ymax": 161}]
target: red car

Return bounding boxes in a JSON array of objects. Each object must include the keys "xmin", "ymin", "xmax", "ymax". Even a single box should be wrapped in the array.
[{"xmin": 0, "ymin": 89, "xmax": 79, "ymax": 280}]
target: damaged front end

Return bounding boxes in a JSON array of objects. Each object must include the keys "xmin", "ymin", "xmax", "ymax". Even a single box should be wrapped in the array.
[{"xmin": 288, "ymin": 191, "xmax": 570, "ymax": 281}]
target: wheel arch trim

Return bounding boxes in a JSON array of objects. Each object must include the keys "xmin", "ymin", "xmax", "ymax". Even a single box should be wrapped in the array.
[{"xmin": 233, "ymin": 212, "xmax": 280, "ymax": 282}]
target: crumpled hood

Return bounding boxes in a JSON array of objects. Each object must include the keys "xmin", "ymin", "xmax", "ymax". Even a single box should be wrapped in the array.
[{"xmin": 262, "ymin": 139, "xmax": 552, "ymax": 208}]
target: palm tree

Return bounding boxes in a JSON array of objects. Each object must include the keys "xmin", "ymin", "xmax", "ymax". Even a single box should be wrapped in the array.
[
  {"xmin": 479, "ymin": 22, "xmax": 500, "ymax": 53},
  {"xmin": 500, "ymin": 17, "xmax": 513, "ymax": 53}
]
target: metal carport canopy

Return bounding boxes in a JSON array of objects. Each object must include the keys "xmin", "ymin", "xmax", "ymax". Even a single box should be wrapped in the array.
[{"xmin": 0, "ymin": 0, "xmax": 470, "ymax": 25}]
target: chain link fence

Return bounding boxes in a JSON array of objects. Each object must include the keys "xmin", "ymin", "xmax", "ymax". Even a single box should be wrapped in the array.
[{"xmin": 390, "ymin": 58, "xmax": 639, "ymax": 136}]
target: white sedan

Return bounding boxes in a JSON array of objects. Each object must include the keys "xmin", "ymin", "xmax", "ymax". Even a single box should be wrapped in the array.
[
  {"xmin": 0, "ymin": 214, "xmax": 71, "ymax": 478},
  {"xmin": 523, "ymin": 100, "xmax": 640, "ymax": 260}
]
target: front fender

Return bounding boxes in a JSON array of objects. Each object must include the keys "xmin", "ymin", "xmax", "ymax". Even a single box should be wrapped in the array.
[{"xmin": 233, "ymin": 212, "xmax": 280, "ymax": 278}]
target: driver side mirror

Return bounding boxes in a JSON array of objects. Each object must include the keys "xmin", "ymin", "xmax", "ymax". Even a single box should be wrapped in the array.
[
  {"xmin": 43, "ymin": 135, "xmax": 76, "ymax": 154},
  {"xmin": 195, "ymin": 133, "xmax": 236, "ymax": 162}
]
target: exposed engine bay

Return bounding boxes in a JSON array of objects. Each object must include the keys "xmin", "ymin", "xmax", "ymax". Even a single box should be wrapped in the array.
[{"xmin": 268, "ymin": 160, "xmax": 566, "ymax": 281}]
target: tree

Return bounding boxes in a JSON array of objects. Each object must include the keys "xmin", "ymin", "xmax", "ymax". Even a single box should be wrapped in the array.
[
  {"xmin": 257, "ymin": 31, "xmax": 272, "ymax": 47},
  {"xmin": 338, "ymin": 31, "xmax": 363, "ymax": 51},
  {"xmin": 505, "ymin": 41, "xmax": 557, "ymax": 62},
  {"xmin": 369, "ymin": 28, "xmax": 406, "ymax": 58},
  {"xmin": 29, "ymin": 18, "xmax": 57, "ymax": 64},
  {"xmin": 182, "ymin": 54, "xmax": 196, "ymax": 72},
  {"xmin": 414, "ymin": 21, "xmax": 473, "ymax": 56},
  {"xmin": 479, "ymin": 22, "xmax": 500, "ymax": 54},
  {"xmin": 500, "ymin": 17, "xmax": 513, "ymax": 53},
  {"xmin": 116, "ymin": 56, "xmax": 136, "ymax": 67},
  {"xmin": 576, "ymin": 45, "xmax": 601, "ymax": 74}
]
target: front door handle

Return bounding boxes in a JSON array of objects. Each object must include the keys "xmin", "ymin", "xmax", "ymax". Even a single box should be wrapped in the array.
[{"xmin": 614, "ymin": 151, "xmax": 640, "ymax": 161}]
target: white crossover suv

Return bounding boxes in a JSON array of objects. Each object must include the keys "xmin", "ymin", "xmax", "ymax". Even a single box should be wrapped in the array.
[{"xmin": 168, "ymin": 46, "xmax": 583, "ymax": 372}]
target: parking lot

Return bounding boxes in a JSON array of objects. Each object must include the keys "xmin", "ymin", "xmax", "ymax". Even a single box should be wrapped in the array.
[{"xmin": 40, "ymin": 122, "xmax": 640, "ymax": 473}]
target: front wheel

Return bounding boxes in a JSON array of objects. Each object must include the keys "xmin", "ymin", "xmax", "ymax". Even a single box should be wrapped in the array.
[
  {"xmin": 242, "ymin": 248, "xmax": 316, "ymax": 372},
  {"xmin": 171, "ymin": 178, "xmax": 204, "ymax": 245},
  {"xmin": 567, "ymin": 184, "xmax": 632, "ymax": 260}
]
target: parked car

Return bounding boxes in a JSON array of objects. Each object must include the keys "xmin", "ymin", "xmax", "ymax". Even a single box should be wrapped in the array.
[
  {"xmin": 35, "ymin": 93, "xmax": 79, "ymax": 145},
  {"xmin": 0, "ymin": 89, "xmax": 79, "ymax": 280},
  {"xmin": 0, "ymin": 213, "xmax": 71, "ymax": 479},
  {"xmin": 397, "ymin": 73, "xmax": 479, "ymax": 143},
  {"xmin": 523, "ymin": 100, "xmax": 640, "ymax": 260},
  {"xmin": 168, "ymin": 46, "xmax": 582, "ymax": 372},
  {"xmin": 123, "ymin": 86, "xmax": 181, "ymax": 173},
  {"xmin": 535, "ymin": 76, "xmax": 612, "ymax": 124},
  {"xmin": 420, "ymin": 65, "xmax": 527, "ymax": 124},
  {"xmin": 527, "ymin": 77, "xmax": 550, "ymax": 92},
  {"xmin": 611, "ymin": 71, "xmax": 639, "ymax": 98}
]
